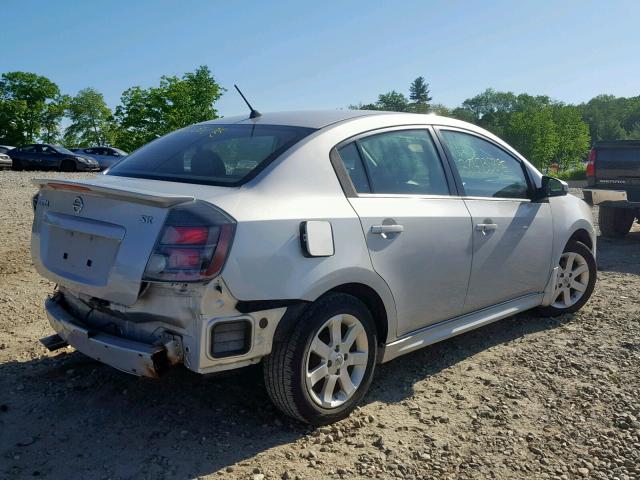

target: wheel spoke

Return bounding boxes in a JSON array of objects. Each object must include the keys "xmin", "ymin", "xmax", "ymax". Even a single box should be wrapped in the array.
[
  {"xmin": 572, "ymin": 264, "xmax": 588, "ymax": 276},
  {"xmin": 571, "ymin": 280, "xmax": 587, "ymax": 292},
  {"xmin": 322, "ymin": 374, "xmax": 338, "ymax": 404},
  {"xmin": 347, "ymin": 351, "xmax": 368, "ymax": 366},
  {"xmin": 564, "ymin": 252, "xmax": 577, "ymax": 271},
  {"xmin": 311, "ymin": 337, "xmax": 332, "ymax": 360},
  {"xmin": 342, "ymin": 323, "xmax": 364, "ymax": 351},
  {"xmin": 339, "ymin": 369, "xmax": 356, "ymax": 396},
  {"xmin": 329, "ymin": 316, "xmax": 343, "ymax": 346},
  {"xmin": 563, "ymin": 288, "xmax": 572, "ymax": 306},
  {"xmin": 307, "ymin": 363, "xmax": 329, "ymax": 386}
]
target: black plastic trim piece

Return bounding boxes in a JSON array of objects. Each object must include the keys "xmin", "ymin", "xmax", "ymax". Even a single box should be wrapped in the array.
[{"xmin": 235, "ymin": 299, "xmax": 309, "ymax": 314}]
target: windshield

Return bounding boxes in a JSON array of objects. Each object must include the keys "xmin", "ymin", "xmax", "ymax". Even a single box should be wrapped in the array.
[
  {"xmin": 112, "ymin": 148, "xmax": 128, "ymax": 156},
  {"xmin": 107, "ymin": 124, "xmax": 315, "ymax": 186},
  {"xmin": 53, "ymin": 145, "xmax": 75, "ymax": 155}
]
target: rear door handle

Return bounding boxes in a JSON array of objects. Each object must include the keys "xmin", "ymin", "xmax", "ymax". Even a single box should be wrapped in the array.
[
  {"xmin": 371, "ymin": 224, "xmax": 404, "ymax": 239},
  {"xmin": 475, "ymin": 223, "xmax": 498, "ymax": 235}
]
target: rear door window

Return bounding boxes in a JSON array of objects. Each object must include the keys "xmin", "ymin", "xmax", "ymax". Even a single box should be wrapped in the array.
[
  {"xmin": 352, "ymin": 129, "xmax": 450, "ymax": 195},
  {"xmin": 108, "ymin": 124, "xmax": 315, "ymax": 186}
]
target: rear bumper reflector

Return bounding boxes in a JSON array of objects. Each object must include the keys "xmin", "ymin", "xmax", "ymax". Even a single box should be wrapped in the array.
[{"xmin": 210, "ymin": 320, "xmax": 252, "ymax": 358}]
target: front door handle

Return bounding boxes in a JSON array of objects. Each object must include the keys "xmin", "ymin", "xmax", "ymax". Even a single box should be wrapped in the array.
[
  {"xmin": 475, "ymin": 223, "xmax": 498, "ymax": 235},
  {"xmin": 371, "ymin": 224, "xmax": 404, "ymax": 239}
]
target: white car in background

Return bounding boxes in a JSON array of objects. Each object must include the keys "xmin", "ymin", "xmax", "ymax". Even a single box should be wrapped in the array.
[{"xmin": 31, "ymin": 110, "xmax": 596, "ymax": 424}]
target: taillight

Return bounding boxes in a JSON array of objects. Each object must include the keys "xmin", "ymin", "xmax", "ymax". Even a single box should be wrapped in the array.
[
  {"xmin": 586, "ymin": 148, "xmax": 596, "ymax": 177},
  {"xmin": 143, "ymin": 201, "xmax": 235, "ymax": 282}
]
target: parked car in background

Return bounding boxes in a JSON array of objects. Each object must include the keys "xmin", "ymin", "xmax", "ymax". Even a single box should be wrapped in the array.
[
  {"xmin": 71, "ymin": 146, "xmax": 128, "ymax": 170},
  {"xmin": 0, "ymin": 152, "xmax": 12, "ymax": 169},
  {"xmin": 0, "ymin": 145, "xmax": 15, "ymax": 155},
  {"xmin": 9, "ymin": 144, "xmax": 99, "ymax": 171},
  {"xmin": 584, "ymin": 140, "xmax": 640, "ymax": 237},
  {"xmin": 32, "ymin": 111, "xmax": 596, "ymax": 424}
]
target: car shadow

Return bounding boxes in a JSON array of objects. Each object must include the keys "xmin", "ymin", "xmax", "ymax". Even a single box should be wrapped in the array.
[
  {"xmin": 595, "ymin": 230, "xmax": 640, "ymax": 274},
  {"xmin": 0, "ymin": 309, "xmax": 570, "ymax": 479}
]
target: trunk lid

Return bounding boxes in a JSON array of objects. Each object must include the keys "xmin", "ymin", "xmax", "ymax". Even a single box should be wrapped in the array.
[{"xmin": 31, "ymin": 176, "xmax": 235, "ymax": 306}]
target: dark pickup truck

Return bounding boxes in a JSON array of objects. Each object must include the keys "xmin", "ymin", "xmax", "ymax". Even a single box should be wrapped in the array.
[{"xmin": 584, "ymin": 140, "xmax": 640, "ymax": 237}]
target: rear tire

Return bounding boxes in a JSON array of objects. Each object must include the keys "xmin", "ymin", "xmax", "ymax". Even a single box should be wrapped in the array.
[
  {"xmin": 538, "ymin": 240, "xmax": 596, "ymax": 317},
  {"xmin": 598, "ymin": 206, "xmax": 635, "ymax": 237},
  {"xmin": 263, "ymin": 293, "xmax": 377, "ymax": 425},
  {"xmin": 60, "ymin": 160, "xmax": 77, "ymax": 172}
]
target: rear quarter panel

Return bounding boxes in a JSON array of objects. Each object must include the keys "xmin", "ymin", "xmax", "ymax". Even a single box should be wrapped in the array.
[{"xmin": 217, "ymin": 124, "xmax": 399, "ymax": 342}]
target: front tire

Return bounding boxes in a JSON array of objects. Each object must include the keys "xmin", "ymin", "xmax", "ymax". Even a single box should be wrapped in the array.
[
  {"xmin": 263, "ymin": 293, "xmax": 377, "ymax": 425},
  {"xmin": 11, "ymin": 159, "xmax": 23, "ymax": 171},
  {"xmin": 60, "ymin": 160, "xmax": 76, "ymax": 172},
  {"xmin": 538, "ymin": 240, "xmax": 596, "ymax": 317},
  {"xmin": 598, "ymin": 206, "xmax": 635, "ymax": 237}
]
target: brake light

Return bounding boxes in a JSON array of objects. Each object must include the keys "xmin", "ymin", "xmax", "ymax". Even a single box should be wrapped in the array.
[
  {"xmin": 143, "ymin": 201, "xmax": 236, "ymax": 282},
  {"xmin": 586, "ymin": 148, "xmax": 596, "ymax": 177}
]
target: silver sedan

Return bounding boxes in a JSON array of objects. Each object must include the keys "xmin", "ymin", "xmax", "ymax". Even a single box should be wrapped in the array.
[{"xmin": 32, "ymin": 110, "xmax": 596, "ymax": 424}]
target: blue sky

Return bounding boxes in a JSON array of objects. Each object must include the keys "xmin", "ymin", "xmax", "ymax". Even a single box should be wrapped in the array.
[{"xmin": 1, "ymin": 0, "xmax": 639, "ymax": 116}]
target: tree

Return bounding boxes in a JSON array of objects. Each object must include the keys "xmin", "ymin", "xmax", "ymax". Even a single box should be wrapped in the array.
[
  {"xmin": 551, "ymin": 105, "xmax": 591, "ymax": 169},
  {"xmin": 115, "ymin": 65, "xmax": 224, "ymax": 151},
  {"xmin": 409, "ymin": 76, "xmax": 432, "ymax": 113},
  {"xmin": 503, "ymin": 107, "xmax": 559, "ymax": 169},
  {"xmin": 0, "ymin": 71, "xmax": 64, "ymax": 145},
  {"xmin": 430, "ymin": 103, "xmax": 451, "ymax": 116},
  {"xmin": 349, "ymin": 91, "xmax": 410, "ymax": 112},
  {"xmin": 376, "ymin": 91, "xmax": 410, "ymax": 112},
  {"xmin": 64, "ymin": 88, "xmax": 115, "ymax": 147}
]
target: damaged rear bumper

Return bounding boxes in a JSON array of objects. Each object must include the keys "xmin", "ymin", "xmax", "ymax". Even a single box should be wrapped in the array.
[{"xmin": 43, "ymin": 294, "xmax": 179, "ymax": 378}]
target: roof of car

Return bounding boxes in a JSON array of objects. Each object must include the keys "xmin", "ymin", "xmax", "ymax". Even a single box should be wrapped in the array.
[{"xmin": 201, "ymin": 110, "xmax": 397, "ymax": 129}]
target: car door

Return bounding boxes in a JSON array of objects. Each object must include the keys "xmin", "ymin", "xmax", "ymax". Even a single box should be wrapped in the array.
[
  {"xmin": 40, "ymin": 145, "xmax": 60, "ymax": 169},
  {"xmin": 333, "ymin": 128, "xmax": 473, "ymax": 337},
  {"xmin": 437, "ymin": 128, "xmax": 553, "ymax": 313},
  {"xmin": 11, "ymin": 145, "xmax": 28, "ymax": 166}
]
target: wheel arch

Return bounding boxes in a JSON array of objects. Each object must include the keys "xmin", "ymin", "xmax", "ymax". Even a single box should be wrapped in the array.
[
  {"xmin": 271, "ymin": 281, "xmax": 394, "ymax": 347},
  {"xmin": 326, "ymin": 282, "xmax": 389, "ymax": 347},
  {"xmin": 567, "ymin": 228, "xmax": 594, "ymax": 251}
]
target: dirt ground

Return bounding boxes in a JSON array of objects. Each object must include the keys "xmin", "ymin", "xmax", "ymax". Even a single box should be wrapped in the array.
[{"xmin": 0, "ymin": 171, "xmax": 638, "ymax": 480}]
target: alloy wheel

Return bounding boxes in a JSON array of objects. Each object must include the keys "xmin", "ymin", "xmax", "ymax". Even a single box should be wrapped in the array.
[
  {"xmin": 551, "ymin": 251, "xmax": 590, "ymax": 309},
  {"xmin": 304, "ymin": 314, "xmax": 369, "ymax": 409}
]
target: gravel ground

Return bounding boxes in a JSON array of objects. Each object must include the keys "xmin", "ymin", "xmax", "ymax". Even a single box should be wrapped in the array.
[{"xmin": 0, "ymin": 171, "xmax": 639, "ymax": 480}]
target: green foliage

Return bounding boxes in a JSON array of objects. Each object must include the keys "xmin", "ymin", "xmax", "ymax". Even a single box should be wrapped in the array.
[
  {"xmin": 350, "ymin": 90, "xmax": 411, "ymax": 112},
  {"xmin": 64, "ymin": 88, "xmax": 115, "ymax": 147},
  {"xmin": 0, "ymin": 71, "xmax": 64, "ymax": 144},
  {"xmin": 555, "ymin": 165, "xmax": 586, "ymax": 181},
  {"xmin": 578, "ymin": 94, "xmax": 640, "ymax": 141},
  {"xmin": 409, "ymin": 76, "xmax": 432, "ymax": 113},
  {"xmin": 350, "ymin": 77, "xmax": 433, "ymax": 113},
  {"xmin": 115, "ymin": 65, "xmax": 224, "ymax": 151},
  {"xmin": 430, "ymin": 103, "xmax": 451, "ymax": 116},
  {"xmin": 503, "ymin": 107, "xmax": 559, "ymax": 169},
  {"xmin": 551, "ymin": 105, "xmax": 590, "ymax": 169}
]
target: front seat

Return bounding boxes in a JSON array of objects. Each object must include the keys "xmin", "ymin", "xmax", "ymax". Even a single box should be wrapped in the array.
[{"xmin": 190, "ymin": 149, "xmax": 226, "ymax": 177}]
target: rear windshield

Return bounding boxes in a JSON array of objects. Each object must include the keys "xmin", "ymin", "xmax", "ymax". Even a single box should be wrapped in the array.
[
  {"xmin": 107, "ymin": 124, "xmax": 315, "ymax": 186},
  {"xmin": 598, "ymin": 148, "xmax": 640, "ymax": 163}
]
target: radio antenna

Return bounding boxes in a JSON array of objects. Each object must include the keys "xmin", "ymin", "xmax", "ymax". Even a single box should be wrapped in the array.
[{"xmin": 234, "ymin": 84, "xmax": 261, "ymax": 119}]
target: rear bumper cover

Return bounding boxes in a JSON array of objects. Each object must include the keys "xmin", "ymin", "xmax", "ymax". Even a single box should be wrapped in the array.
[
  {"xmin": 44, "ymin": 294, "xmax": 175, "ymax": 377},
  {"xmin": 584, "ymin": 188, "xmax": 640, "ymax": 207}
]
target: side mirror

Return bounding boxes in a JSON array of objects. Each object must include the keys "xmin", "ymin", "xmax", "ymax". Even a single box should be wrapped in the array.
[{"xmin": 534, "ymin": 175, "xmax": 569, "ymax": 200}]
